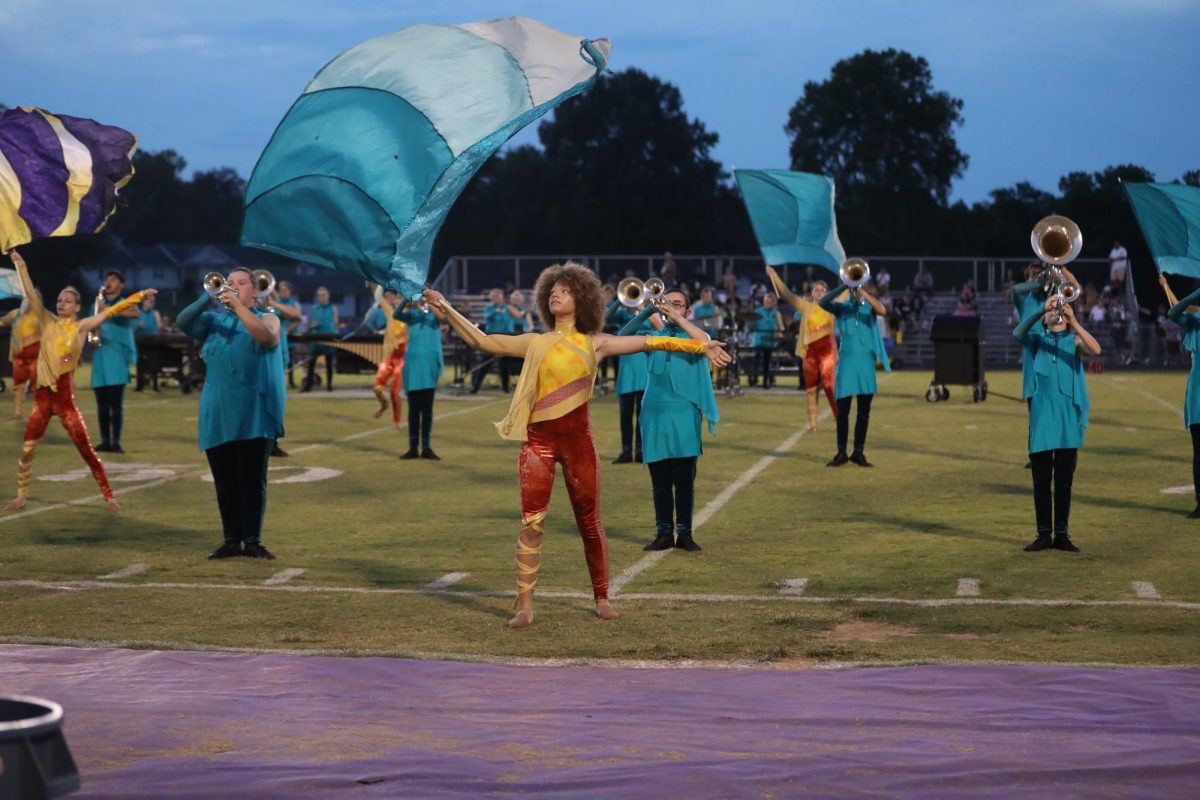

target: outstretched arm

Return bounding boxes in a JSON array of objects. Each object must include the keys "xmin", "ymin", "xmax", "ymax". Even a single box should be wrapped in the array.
[
  {"xmin": 177, "ymin": 292, "xmax": 212, "ymax": 339},
  {"xmin": 8, "ymin": 251, "xmax": 44, "ymax": 318},
  {"xmin": 594, "ymin": 330, "xmax": 731, "ymax": 367},
  {"xmin": 817, "ymin": 284, "xmax": 851, "ymax": 312},
  {"xmin": 765, "ymin": 266, "xmax": 808, "ymax": 312},
  {"xmin": 660, "ymin": 302, "xmax": 711, "ymax": 344},
  {"xmin": 80, "ymin": 289, "xmax": 156, "ymax": 336},
  {"xmin": 1013, "ymin": 307, "xmax": 1042, "ymax": 345},
  {"xmin": 618, "ymin": 304, "xmax": 655, "ymax": 336},
  {"xmin": 1064, "ymin": 304, "xmax": 1101, "ymax": 357},
  {"xmin": 422, "ymin": 288, "xmax": 533, "ymax": 357}
]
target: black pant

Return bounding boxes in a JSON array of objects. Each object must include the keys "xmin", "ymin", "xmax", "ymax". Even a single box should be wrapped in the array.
[
  {"xmin": 93, "ymin": 384, "xmax": 126, "ymax": 446},
  {"xmin": 649, "ymin": 457, "xmax": 697, "ymax": 535},
  {"xmin": 305, "ymin": 346, "xmax": 335, "ymax": 390},
  {"xmin": 471, "ymin": 353, "xmax": 510, "ymax": 392},
  {"xmin": 205, "ymin": 437, "xmax": 272, "ymax": 545},
  {"xmin": 1191, "ymin": 425, "xmax": 1200, "ymax": 503},
  {"xmin": 754, "ymin": 347, "xmax": 774, "ymax": 386},
  {"xmin": 618, "ymin": 390, "xmax": 643, "ymax": 455},
  {"xmin": 600, "ymin": 354, "xmax": 620, "ymax": 382},
  {"xmin": 835, "ymin": 394, "xmax": 873, "ymax": 453},
  {"xmin": 1030, "ymin": 448, "xmax": 1078, "ymax": 534},
  {"xmin": 408, "ymin": 388, "xmax": 435, "ymax": 450}
]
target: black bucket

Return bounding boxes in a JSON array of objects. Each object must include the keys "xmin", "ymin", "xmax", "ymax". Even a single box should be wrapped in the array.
[{"xmin": 0, "ymin": 696, "xmax": 80, "ymax": 798}]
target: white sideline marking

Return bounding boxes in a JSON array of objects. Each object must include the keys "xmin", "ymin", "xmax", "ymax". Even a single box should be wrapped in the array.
[
  {"xmin": 1108, "ymin": 380, "xmax": 1183, "ymax": 419},
  {"xmin": 1161, "ymin": 485, "xmax": 1194, "ymax": 495},
  {"xmin": 5, "ymin": 579, "xmax": 1200, "ymax": 612},
  {"xmin": 0, "ymin": 401, "xmax": 504, "ymax": 525},
  {"xmin": 1132, "ymin": 581, "xmax": 1161, "ymax": 600},
  {"xmin": 957, "ymin": 578, "xmax": 980, "ymax": 597},
  {"xmin": 98, "ymin": 564, "xmax": 149, "ymax": 581},
  {"xmin": 263, "ymin": 569, "xmax": 305, "ymax": 586},
  {"xmin": 780, "ymin": 578, "xmax": 808, "ymax": 595},
  {"xmin": 423, "ymin": 572, "xmax": 469, "ymax": 591}
]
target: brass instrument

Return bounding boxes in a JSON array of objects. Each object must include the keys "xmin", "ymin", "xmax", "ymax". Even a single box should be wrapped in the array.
[
  {"xmin": 87, "ymin": 287, "xmax": 104, "ymax": 348},
  {"xmin": 839, "ymin": 258, "xmax": 871, "ymax": 297},
  {"xmin": 252, "ymin": 269, "xmax": 275, "ymax": 302},
  {"xmin": 203, "ymin": 271, "xmax": 233, "ymax": 305},
  {"xmin": 617, "ymin": 276, "xmax": 666, "ymax": 308},
  {"xmin": 1031, "ymin": 216, "xmax": 1083, "ymax": 325}
]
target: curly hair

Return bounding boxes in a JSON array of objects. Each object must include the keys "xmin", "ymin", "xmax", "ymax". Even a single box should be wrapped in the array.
[{"xmin": 533, "ymin": 261, "xmax": 605, "ymax": 334}]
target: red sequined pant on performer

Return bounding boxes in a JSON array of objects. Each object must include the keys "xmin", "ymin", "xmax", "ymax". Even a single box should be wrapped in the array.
[
  {"xmin": 373, "ymin": 346, "xmax": 405, "ymax": 425},
  {"xmin": 516, "ymin": 403, "xmax": 609, "ymax": 602},
  {"xmin": 804, "ymin": 335, "xmax": 838, "ymax": 417},
  {"xmin": 17, "ymin": 373, "xmax": 113, "ymax": 502},
  {"xmin": 12, "ymin": 343, "xmax": 39, "ymax": 387}
]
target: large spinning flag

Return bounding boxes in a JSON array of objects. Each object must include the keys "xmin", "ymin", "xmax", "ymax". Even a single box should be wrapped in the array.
[
  {"xmin": 0, "ymin": 268, "xmax": 22, "ymax": 300},
  {"xmin": 734, "ymin": 169, "xmax": 846, "ymax": 273},
  {"xmin": 242, "ymin": 16, "xmax": 611, "ymax": 298},
  {"xmin": 0, "ymin": 107, "xmax": 138, "ymax": 253},
  {"xmin": 1123, "ymin": 182, "xmax": 1200, "ymax": 278}
]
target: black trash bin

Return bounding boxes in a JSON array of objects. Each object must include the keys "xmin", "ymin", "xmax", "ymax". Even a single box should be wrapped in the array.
[
  {"xmin": 926, "ymin": 315, "xmax": 987, "ymax": 402},
  {"xmin": 0, "ymin": 696, "xmax": 80, "ymax": 799}
]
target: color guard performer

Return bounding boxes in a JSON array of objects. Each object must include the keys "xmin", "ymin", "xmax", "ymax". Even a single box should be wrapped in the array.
[
  {"xmin": 767, "ymin": 266, "xmax": 837, "ymax": 431},
  {"xmin": 5, "ymin": 251, "xmax": 152, "ymax": 512},
  {"xmin": 1162, "ymin": 274, "xmax": 1200, "ymax": 519},
  {"xmin": 423, "ymin": 262, "xmax": 730, "ymax": 628},
  {"xmin": 0, "ymin": 289, "xmax": 41, "ymax": 419},
  {"xmin": 372, "ymin": 288, "xmax": 409, "ymax": 426}
]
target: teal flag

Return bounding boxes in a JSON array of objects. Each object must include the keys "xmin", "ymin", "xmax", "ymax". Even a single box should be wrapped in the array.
[
  {"xmin": 734, "ymin": 169, "xmax": 846, "ymax": 273},
  {"xmin": 1123, "ymin": 182, "xmax": 1200, "ymax": 278},
  {"xmin": 242, "ymin": 17, "xmax": 611, "ymax": 298}
]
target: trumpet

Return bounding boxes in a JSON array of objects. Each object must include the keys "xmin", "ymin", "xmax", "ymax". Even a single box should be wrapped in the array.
[
  {"xmin": 252, "ymin": 269, "xmax": 275, "ymax": 302},
  {"xmin": 1031, "ymin": 216, "xmax": 1083, "ymax": 325},
  {"xmin": 839, "ymin": 258, "xmax": 871, "ymax": 297},
  {"xmin": 87, "ymin": 287, "xmax": 104, "ymax": 348},
  {"xmin": 617, "ymin": 276, "xmax": 666, "ymax": 308},
  {"xmin": 203, "ymin": 271, "xmax": 233, "ymax": 305}
]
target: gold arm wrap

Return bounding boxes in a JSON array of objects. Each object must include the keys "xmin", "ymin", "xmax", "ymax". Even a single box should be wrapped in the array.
[
  {"xmin": 105, "ymin": 291, "xmax": 146, "ymax": 318},
  {"xmin": 645, "ymin": 336, "xmax": 707, "ymax": 355},
  {"xmin": 440, "ymin": 302, "xmax": 533, "ymax": 357}
]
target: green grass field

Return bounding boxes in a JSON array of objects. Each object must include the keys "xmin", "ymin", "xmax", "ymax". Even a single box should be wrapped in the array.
[{"xmin": 2, "ymin": 367, "xmax": 1198, "ymax": 667}]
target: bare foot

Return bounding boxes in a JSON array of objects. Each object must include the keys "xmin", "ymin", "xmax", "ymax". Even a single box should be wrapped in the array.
[
  {"xmin": 507, "ymin": 608, "xmax": 534, "ymax": 629},
  {"xmin": 105, "ymin": 498, "xmax": 121, "ymax": 513},
  {"xmin": 7, "ymin": 413, "xmax": 23, "ymax": 421},
  {"xmin": 5, "ymin": 496, "xmax": 27, "ymax": 511},
  {"xmin": 393, "ymin": 421, "xmax": 403, "ymax": 430},
  {"xmin": 596, "ymin": 601, "xmax": 619, "ymax": 621},
  {"xmin": 807, "ymin": 425, "xmax": 818, "ymax": 433}
]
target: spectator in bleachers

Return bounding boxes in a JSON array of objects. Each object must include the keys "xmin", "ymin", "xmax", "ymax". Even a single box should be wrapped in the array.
[
  {"xmin": 1162, "ymin": 312, "xmax": 1183, "ymax": 367},
  {"xmin": 1109, "ymin": 302, "xmax": 1130, "ymax": 365},
  {"xmin": 1089, "ymin": 291, "xmax": 1108, "ymax": 327},
  {"xmin": 959, "ymin": 280, "xmax": 977, "ymax": 312},
  {"xmin": 1109, "ymin": 239, "xmax": 1129, "ymax": 290},
  {"xmin": 913, "ymin": 265, "xmax": 934, "ymax": 301},
  {"xmin": 875, "ymin": 266, "xmax": 891, "ymax": 293},
  {"xmin": 660, "ymin": 252, "xmax": 679, "ymax": 286}
]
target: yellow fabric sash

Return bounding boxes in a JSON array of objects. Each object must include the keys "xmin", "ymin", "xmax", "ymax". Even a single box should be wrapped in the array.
[{"xmin": 496, "ymin": 331, "xmax": 596, "ymax": 441}]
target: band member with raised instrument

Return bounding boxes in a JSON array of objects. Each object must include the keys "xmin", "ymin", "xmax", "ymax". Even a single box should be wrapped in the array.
[
  {"xmin": 1162, "ymin": 274, "xmax": 1200, "ymax": 519},
  {"xmin": 177, "ymin": 268, "xmax": 285, "ymax": 560},
  {"xmin": 423, "ymin": 263, "xmax": 730, "ymax": 629},
  {"xmin": 0, "ymin": 288, "xmax": 41, "ymax": 419},
  {"xmin": 395, "ymin": 297, "xmax": 444, "ymax": 460},
  {"xmin": 5, "ymin": 251, "xmax": 153, "ymax": 512},
  {"xmin": 612, "ymin": 278, "xmax": 664, "ymax": 464},
  {"xmin": 1013, "ymin": 294, "xmax": 1101, "ymax": 552},
  {"xmin": 90, "ymin": 269, "xmax": 140, "ymax": 453},
  {"xmin": 819, "ymin": 259, "xmax": 890, "ymax": 467},
  {"xmin": 767, "ymin": 266, "xmax": 837, "ymax": 432}
]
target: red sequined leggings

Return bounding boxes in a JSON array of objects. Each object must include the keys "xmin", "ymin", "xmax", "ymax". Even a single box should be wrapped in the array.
[
  {"xmin": 12, "ymin": 344, "xmax": 38, "ymax": 386},
  {"xmin": 804, "ymin": 335, "xmax": 838, "ymax": 416},
  {"xmin": 18, "ymin": 373, "xmax": 113, "ymax": 501},
  {"xmin": 373, "ymin": 347, "xmax": 405, "ymax": 425},
  {"xmin": 518, "ymin": 403, "xmax": 609, "ymax": 601}
]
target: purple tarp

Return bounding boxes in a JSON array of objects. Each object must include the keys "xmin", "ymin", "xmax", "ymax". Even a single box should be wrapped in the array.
[{"xmin": 2, "ymin": 644, "xmax": 1198, "ymax": 799}]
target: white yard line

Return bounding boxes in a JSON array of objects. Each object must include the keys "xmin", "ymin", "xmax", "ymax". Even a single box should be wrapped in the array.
[
  {"xmin": 423, "ymin": 572, "xmax": 470, "ymax": 591},
  {"xmin": 1106, "ymin": 378, "xmax": 1183, "ymax": 418},
  {"xmin": 780, "ymin": 578, "xmax": 808, "ymax": 595},
  {"xmin": 97, "ymin": 564, "xmax": 149, "ymax": 581},
  {"xmin": 263, "ymin": 568, "xmax": 306, "ymax": 586},
  {"xmin": 1131, "ymin": 581, "xmax": 1161, "ymax": 600},
  {"xmin": 956, "ymin": 578, "xmax": 980, "ymax": 597}
]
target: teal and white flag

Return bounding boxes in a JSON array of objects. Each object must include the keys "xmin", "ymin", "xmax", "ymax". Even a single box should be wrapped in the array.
[
  {"xmin": 1123, "ymin": 182, "xmax": 1200, "ymax": 278},
  {"xmin": 734, "ymin": 169, "xmax": 845, "ymax": 273},
  {"xmin": 243, "ymin": 17, "xmax": 611, "ymax": 298}
]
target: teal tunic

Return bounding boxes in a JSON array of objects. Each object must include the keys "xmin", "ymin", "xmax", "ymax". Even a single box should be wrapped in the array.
[
  {"xmin": 397, "ymin": 308, "xmax": 444, "ymax": 392},
  {"xmin": 616, "ymin": 305, "xmax": 655, "ymax": 396},
  {"xmin": 639, "ymin": 326, "xmax": 719, "ymax": 464},
  {"xmin": 605, "ymin": 300, "xmax": 634, "ymax": 334},
  {"xmin": 137, "ymin": 308, "xmax": 159, "ymax": 335},
  {"xmin": 364, "ymin": 306, "xmax": 388, "ymax": 331},
  {"xmin": 751, "ymin": 307, "xmax": 779, "ymax": 348},
  {"xmin": 91, "ymin": 293, "xmax": 138, "ymax": 388},
  {"xmin": 482, "ymin": 303, "xmax": 517, "ymax": 334},
  {"xmin": 690, "ymin": 301, "xmax": 720, "ymax": 334},
  {"xmin": 309, "ymin": 302, "xmax": 336, "ymax": 356},
  {"xmin": 819, "ymin": 291, "xmax": 891, "ymax": 399},
  {"xmin": 182, "ymin": 304, "xmax": 285, "ymax": 451},
  {"xmin": 1012, "ymin": 281, "xmax": 1047, "ymax": 400},
  {"xmin": 276, "ymin": 296, "xmax": 300, "ymax": 359},
  {"xmin": 1016, "ymin": 321, "xmax": 1089, "ymax": 453},
  {"xmin": 1168, "ymin": 287, "xmax": 1200, "ymax": 428}
]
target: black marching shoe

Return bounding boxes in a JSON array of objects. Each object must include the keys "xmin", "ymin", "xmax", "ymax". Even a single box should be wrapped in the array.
[
  {"xmin": 1023, "ymin": 534, "xmax": 1053, "ymax": 552},
  {"xmin": 1188, "ymin": 504, "xmax": 1200, "ymax": 519},
  {"xmin": 643, "ymin": 533, "xmax": 675, "ymax": 551},
  {"xmin": 634, "ymin": 451, "xmax": 644, "ymax": 463},
  {"xmin": 208, "ymin": 542, "xmax": 243, "ymax": 559},
  {"xmin": 1024, "ymin": 460, "xmax": 1032, "ymax": 469},
  {"xmin": 612, "ymin": 451, "xmax": 633, "ymax": 465},
  {"xmin": 244, "ymin": 542, "xmax": 277, "ymax": 560},
  {"xmin": 270, "ymin": 444, "xmax": 289, "ymax": 458},
  {"xmin": 399, "ymin": 448, "xmax": 420, "ymax": 460},
  {"xmin": 826, "ymin": 451, "xmax": 849, "ymax": 467},
  {"xmin": 420, "ymin": 449, "xmax": 441, "ymax": 460},
  {"xmin": 95, "ymin": 442, "xmax": 112, "ymax": 453},
  {"xmin": 675, "ymin": 534, "xmax": 703, "ymax": 552},
  {"xmin": 1052, "ymin": 533, "xmax": 1081, "ymax": 553},
  {"xmin": 849, "ymin": 451, "xmax": 873, "ymax": 468},
  {"xmin": 110, "ymin": 443, "xmax": 125, "ymax": 455}
]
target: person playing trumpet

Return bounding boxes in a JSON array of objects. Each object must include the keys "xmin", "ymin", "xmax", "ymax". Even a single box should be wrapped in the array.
[
  {"xmin": 90, "ymin": 269, "xmax": 140, "ymax": 453},
  {"xmin": 1013, "ymin": 294, "xmax": 1101, "ymax": 552},
  {"xmin": 4, "ymin": 251, "xmax": 154, "ymax": 512},
  {"xmin": 422, "ymin": 263, "xmax": 731, "ymax": 629}
]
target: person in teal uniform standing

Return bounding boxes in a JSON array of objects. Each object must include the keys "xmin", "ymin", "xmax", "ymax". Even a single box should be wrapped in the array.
[
  {"xmin": 614, "ymin": 299, "xmax": 662, "ymax": 463},
  {"xmin": 1162, "ymin": 274, "xmax": 1200, "ymax": 519},
  {"xmin": 395, "ymin": 299, "xmax": 446, "ymax": 460},
  {"xmin": 689, "ymin": 288, "xmax": 721, "ymax": 338},
  {"xmin": 274, "ymin": 281, "xmax": 301, "ymax": 388},
  {"xmin": 470, "ymin": 288, "xmax": 518, "ymax": 393},
  {"xmin": 134, "ymin": 292, "xmax": 162, "ymax": 392},
  {"xmin": 750, "ymin": 292, "xmax": 783, "ymax": 388},
  {"xmin": 177, "ymin": 268, "xmax": 286, "ymax": 560},
  {"xmin": 1013, "ymin": 296, "xmax": 1101, "ymax": 552},
  {"xmin": 91, "ymin": 270, "xmax": 139, "ymax": 453},
  {"xmin": 636, "ymin": 288, "xmax": 721, "ymax": 553},
  {"xmin": 819, "ymin": 279, "xmax": 891, "ymax": 467},
  {"xmin": 264, "ymin": 288, "xmax": 300, "ymax": 458},
  {"xmin": 602, "ymin": 285, "xmax": 632, "ymax": 389},
  {"xmin": 302, "ymin": 286, "xmax": 338, "ymax": 392}
]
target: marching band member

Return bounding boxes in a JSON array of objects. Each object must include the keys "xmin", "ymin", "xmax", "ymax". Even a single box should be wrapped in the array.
[
  {"xmin": 395, "ymin": 299, "xmax": 445, "ymax": 460},
  {"xmin": 767, "ymin": 266, "xmax": 837, "ymax": 432},
  {"xmin": 178, "ymin": 268, "xmax": 285, "ymax": 559},
  {"xmin": 470, "ymin": 288, "xmax": 519, "ymax": 393},
  {"xmin": 5, "ymin": 251, "xmax": 152, "ymax": 512},
  {"xmin": 1014, "ymin": 296, "xmax": 1101, "ymax": 552},
  {"xmin": 372, "ymin": 288, "xmax": 409, "ymax": 426},
  {"xmin": 1162, "ymin": 274, "xmax": 1200, "ymax": 519},
  {"xmin": 613, "ymin": 295, "xmax": 662, "ymax": 464},
  {"xmin": 818, "ymin": 275, "xmax": 890, "ymax": 467},
  {"xmin": 0, "ymin": 289, "xmax": 41, "ymax": 419},
  {"xmin": 302, "ymin": 286, "xmax": 338, "ymax": 392},
  {"xmin": 90, "ymin": 269, "xmax": 140, "ymax": 453},
  {"xmin": 423, "ymin": 262, "xmax": 730, "ymax": 628},
  {"xmin": 749, "ymin": 292, "xmax": 783, "ymax": 388},
  {"xmin": 264, "ymin": 287, "xmax": 300, "ymax": 457}
]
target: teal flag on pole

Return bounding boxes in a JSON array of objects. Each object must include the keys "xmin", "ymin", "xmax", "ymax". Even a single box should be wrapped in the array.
[
  {"xmin": 733, "ymin": 169, "xmax": 846, "ymax": 273},
  {"xmin": 242, "ymin": 17, "xmax": 611, "ymax": 298},
  {"xmin": 1123, "ymin": 182, "xmax": 1200, "ymax": 278}
]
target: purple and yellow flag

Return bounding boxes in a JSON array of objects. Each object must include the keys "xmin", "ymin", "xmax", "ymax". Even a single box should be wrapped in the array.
[{"xmin": 0, "ymin": 107, "xmax": 137, "ymax": 253}]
